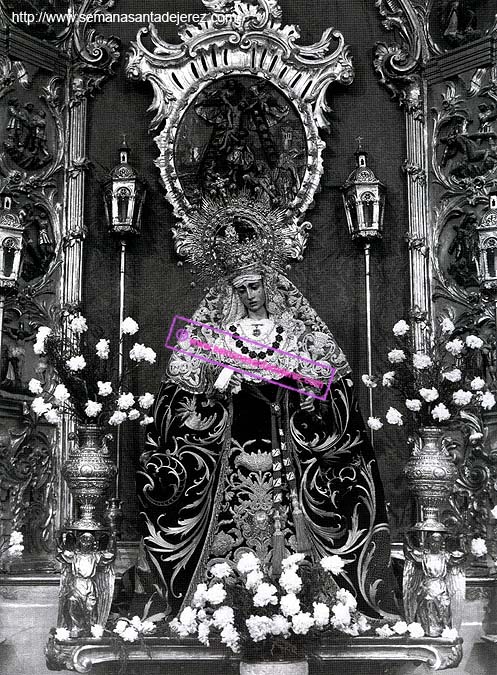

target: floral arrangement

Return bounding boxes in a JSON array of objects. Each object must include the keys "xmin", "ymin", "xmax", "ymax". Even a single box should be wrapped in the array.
[
  {"xmin": 28, "ymin": 308, "xmax": 157, "ymax": 429},
  {"xmin": 0, "ymin": 530, "xmax": 24, "ymax": 572},
  {"xmin": 362, "ymin": 316, "xmax": 496, "ymax": 430},
  {"xmin": 169, "ymin": 551, "xmax": 432, "ymax": 659}
]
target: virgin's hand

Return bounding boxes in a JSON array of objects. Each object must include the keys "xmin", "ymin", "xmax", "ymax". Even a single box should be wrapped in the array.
[{"xmin": 229, "ymin": 372, "xmax": 243, "ymax": 394}]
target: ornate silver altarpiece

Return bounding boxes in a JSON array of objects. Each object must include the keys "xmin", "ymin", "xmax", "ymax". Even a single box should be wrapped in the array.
[{"xmin": 0, "ymin": 0, "xmax": 120, "ymax": 568}]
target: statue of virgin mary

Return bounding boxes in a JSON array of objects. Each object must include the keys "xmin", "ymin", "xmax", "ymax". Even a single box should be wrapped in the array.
[{"xmin": 137, "ymin": 196, "xmax": 400, "ymax": 620}]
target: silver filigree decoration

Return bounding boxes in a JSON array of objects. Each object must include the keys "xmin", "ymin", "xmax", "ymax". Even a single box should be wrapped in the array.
[{"xmin": 125, "ymin": 0, "xmax": 353, "ymax": 267}]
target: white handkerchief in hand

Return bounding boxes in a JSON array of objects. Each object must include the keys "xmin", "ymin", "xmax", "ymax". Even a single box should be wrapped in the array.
[{"xmin": 214, "ymin": 367, "xmax": 234, "ymax": 391}]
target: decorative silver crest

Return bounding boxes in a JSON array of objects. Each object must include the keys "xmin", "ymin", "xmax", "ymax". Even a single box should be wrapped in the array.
[{"xmin": 126, "ymin": 0, "xmax": 354, "ymax": 268}]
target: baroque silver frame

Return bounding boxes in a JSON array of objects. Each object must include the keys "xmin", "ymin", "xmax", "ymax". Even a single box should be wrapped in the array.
[{"xmin": 126, "ymin": 0, "xmax": 354, "ymax": 262}]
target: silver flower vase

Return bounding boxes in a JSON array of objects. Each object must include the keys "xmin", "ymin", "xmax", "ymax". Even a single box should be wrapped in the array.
[
  {"xmin": 404, "ymin": 426, "xmax": 457, "ymax": 529},
  {"xmin": 62, "ymin": 424, "xmax": 117, "ymax": 530}
]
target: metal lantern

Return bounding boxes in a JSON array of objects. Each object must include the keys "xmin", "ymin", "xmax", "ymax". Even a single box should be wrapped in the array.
[
  {"xmin": 477, "ymin": 193, "xmax": 497, "ymax": 291},
  {"xmin": 103, "ymin": 138, "xmax": 146, "ymax": 237},
  {"xmin": 341, "ymin": 139, "xmax": 386, "ymax": 241},
  {"xmin": 0, "ymin": 196, "xmax": 24, "ymax": 289}
]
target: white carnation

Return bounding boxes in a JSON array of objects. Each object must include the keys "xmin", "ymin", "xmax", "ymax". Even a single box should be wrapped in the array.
[
  {"xmin": 361, "ymin": 374, "xmax": 377, "ymax": 388},
  {"xmin": 129, "ymin": 343, "xmax": 157, "ymax": 364},
  {"xmin": 386, "ymin": 407, "xmax": 403, "ymax": 425},
  {"xmin": 321, "ymin": 555, "xmax": 345, "ymax": 575},
  {"xmin": 117, "ymin": 392, "xmax": 134, "ymax": 410},
  {"xmin": 121, "ymin": 317, "xmax": 139, "ymax": 335},
  {"xmin": 109, "ymin": 411, "xmax": 127, "ymax": 426},
  {"xmin": 245, "ymin": 615, "xmax": 273, "ymax": 642},
  {"xmin": 55, "ymin": 627, "xmax": 70, "ymax": 641},
  {"xmin": 452, "ymin": 389, "xmax": 472, "ymax": 406},
  {"xmin": 113, "ymin": 619, "xmax": 128, "ymax": 636},
  {"xmin": 441, "ymin": 318, "xmax": 455, "ymax": 334},
  {"xmin": 96, "ymin": 338, "xmax": 110, "ymax": 359},
  {"xmin": 90, "ymin": 624, "xmax": 104, "ymax": 638},
  {"xmin": 407, "ymin": 622, "xmax": 425, "ymax": 638},
  {"xmin": 432, "ymin": 403, "xmax": 450, "ymax": 422},
  {"xmin": 220, "ymin": 623, "xmax": 240, "ymax": 652},
  {"xmin": 54, "ymin": 384, "xmax": 70, "ymax": 403},
  {"xmin": 97, "ymin": 381, "xmax": 112, "ymax": 396},
  {"xmin": 205, "ymin": 583, "xmax": 226, "ymax": 606},
  {"xmin": 466, "ymin": 335, "xmax": 484, "ymax": 349},
  {"xmin": 197, "ymin": 621, "xmax": 210, "ymax": 646},
  {"xmin": 66, "ymin": 355, "xmax": 86, "ymax": 372},
  {"xmin": 470, "ymin": 377, "xmax": 485, "ymax": 391},
  {"xmin": 388, "ymin": 349, "xmax": 406, "ymax": 364},
  {"xmin": 245, "ymin": 569, "xmax": 264, "ymax": 591},
  {"xmin": 212, "ymin": 606, "xmax": 235, "ymax": 629},
  {"xmin": 121, "ymin": 626, "xmax": 139, "ymax": 642},
  {"xmin": 442, "ymin": 369, "xmax": 462, "ymax": 383},
  {"xmin": 413, "ymin": 353, "xmax": 432, "ymax": 369},
  {"xmin": 253, "ymin": 582, "xmax": 278, "ymax": 607},
  {"xmin": 292, "ymin": 611, "xmax": 314, "ymax": 635},
  {"xmin": 281, "ymin": 553, "xmax": 305, "ymax": 569},
  {"xmin": 376, "ymin": 624, "xmax": 394, "ymax": 637},
  {"xmin": 237, "ymin": 552, "xmax": 260, "ymax": 574},
  {"xmin": 192, "ymin": 583, "xmax": 208, "ymax": 608},
  {"xmin": 331, "ymin": 603, "xmax": 351, "ymax": 627},
  {"xmin": 313, "ymin": 602, "xmax": 330, "ymax": 628},
  {"xmin": 45, "ymin": 408, "xmax": 60, "ymax": 424},
  {"xmin": 445, "ymin": 339, "xmax": 464, "ymax": 356},
  {"xmin": 270, "ymin": 614, "xmax": 291, "ymax": 637},
  {"xmin": 279, "ymin": 568, "xmax": 302, "ymax": 594},
  {"xmin": 382, "ymin": 371, "xmax": 395, "ymax": 387},
  {"xmin": 392, "ymin": 620, "xmax": 409, "ymax": 635},
  {"xmin": 419, "ymin": 387, "xmax": 439, "ymax": 402},
  {"xmin": 336, "ymin": 588, "xmax": 357, "ymax": 610},
  {"xmin": 392, "ymin": 319, "xmax": 409, "ymax": 336},
  {"xmin": 140, "ymin": 415, "xmax": 154, "ymax": 426},
  {"xmin": 280, "ymin": 592, "xmax": 301, "ymax": 617},
  {"xmin": 70, "ymin": 316, "xmax": 88, "ymax": 334},
  {"xmin": 128, "ymin": 409, "xmax": 140, "ymax": 421},
  {"xmin": 31, "ymin": 397, "xmax": 51, "ymax": 416},
  {"xmin": 210, "ymin": 562, "xmax": 232, "ymax": 579},
  {"xmin": 28, "ymin": 378, "xmax": 43, "ymax": 394},
  {"xmin": 139, "ymin": 392, "xmax": 155, "ymax": 409},
  {"xmin": 85, "ymin": 401, "xmax": 102, "ymax": 418},
  {"xmin": 405, "ymin": 399, "xmax": 422, "ymax": 412},
  {"xmin": 471, "ymin": 537, "xmax": 487, "ymax": 557},
  {"xmin": 480, "ymin": 391, "xmax": 496, "ymax": 410},
  {"xmin": 367, "ymin": 417, "xmax": 383, "ymax": 430},
  {"xmin": 441, "ymin": 627, "xmax": 459, "ymax": 640}
]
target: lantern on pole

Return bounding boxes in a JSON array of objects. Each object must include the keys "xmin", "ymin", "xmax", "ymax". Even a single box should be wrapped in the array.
[
  {"xmin": 342, "ymin": 139, "xmax": 386, "ymax": 439},
  {"xmin": 103, "ymin": 138, "xmax": 146, "ymax": 501},
  {"xmin": 0, "ymin": 196, "xmax": 24, "ymax": 374},
  {"xmin": 476, "ymin": 192, "xmax": 497, "ymax": 291}
]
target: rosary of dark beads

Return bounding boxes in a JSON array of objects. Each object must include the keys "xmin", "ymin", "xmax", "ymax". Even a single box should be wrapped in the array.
[{"xmin": 228, "ymin": 324, "xmax": 284, "ymax": 360}]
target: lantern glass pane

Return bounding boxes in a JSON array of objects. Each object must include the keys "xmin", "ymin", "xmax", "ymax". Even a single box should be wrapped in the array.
[
  {"xmin": 487, "ymin": 248, "xmax": 497, "ymax": 278},
  {"xmin": 363, "ymin": 200, "xmax": 374, "ymax": 227},
  {"xmin": 3, "ymin": 246, "xmax": 15, "ymax": 277},
  {"xmin": 117, "ymin": 194, "xmax": 129, "ymax": 222}
]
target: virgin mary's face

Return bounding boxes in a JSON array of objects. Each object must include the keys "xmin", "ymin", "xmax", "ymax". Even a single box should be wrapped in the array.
[{"xmin": 235, "ymin": 280, "xmax": 266, "ymax": 313}]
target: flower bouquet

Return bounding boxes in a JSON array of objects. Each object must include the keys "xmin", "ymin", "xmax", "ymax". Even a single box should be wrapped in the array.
[
  {"xmin": 0, "ymin": 530, "xmax": 24, "ymax": 572},
  {"xmin": 169, "ymin": 551, "xmax": 427, "ymax": 660},
  {"xmin": 362, "ymin": 316, "xmax": 495, "ymax": 430},
  {"xmin": 28, "ymin": 308, "xmax": 157, "ymax": 428}
]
